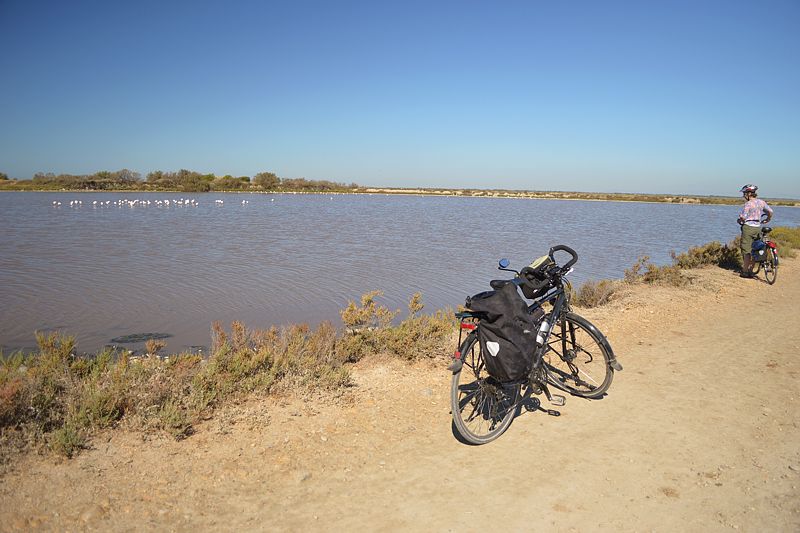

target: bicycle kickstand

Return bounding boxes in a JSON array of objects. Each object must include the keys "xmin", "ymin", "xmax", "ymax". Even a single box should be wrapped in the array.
[{"xmin": 542, "ymin": 382, "xmax": 566, "ymax": 407}]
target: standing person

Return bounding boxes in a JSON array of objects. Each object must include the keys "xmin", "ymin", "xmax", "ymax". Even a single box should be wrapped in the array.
[{"xmin": 737, "ymin": 184, "xmax": 773, "ymax": 278}]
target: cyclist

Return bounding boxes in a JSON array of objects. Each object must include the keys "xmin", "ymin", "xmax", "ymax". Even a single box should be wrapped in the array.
[{"xmin": 737, "ymin": 184, "xmax": 773, "ymax": 278}]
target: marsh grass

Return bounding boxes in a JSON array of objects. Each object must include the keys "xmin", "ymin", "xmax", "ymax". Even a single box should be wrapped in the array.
[
  {"xmin": 5, "ymin": 229, "xmax": 798, "ymax": 460},
  {"xmin": 339, "ymin": 291, "xmax": 456, "ymax": 362},
  {"xmin": 623, "ymin": 239, "xmax": 743, "ymax": 287},
  {"xmin": 1, "ymin": 293, "xmax": 455, "ymax": 461},
  {"xmin": 571, "ymin": 279, "xmax": 621, "ymax": 308},
  {"xmin": 574, "ymin": 226, "xmax": 799, "ymax": 306},
  {"xmin": 770, "ymin": 226, "xmax": 800, "ymax": 258}
]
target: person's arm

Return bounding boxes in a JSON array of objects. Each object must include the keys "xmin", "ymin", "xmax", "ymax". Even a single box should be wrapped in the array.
[{"xmin": 763, "ymin": 203, "xmax": 773, "ymax": 224}]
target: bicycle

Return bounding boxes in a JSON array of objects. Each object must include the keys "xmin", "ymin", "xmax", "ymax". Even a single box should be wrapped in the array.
[
  {"xmin": 448, "ymin": 245, "xmax": 623, "ymax": 445},
  {"xmin": 751, "ymin": 226, "xmax": 779, "ymax": 285}
]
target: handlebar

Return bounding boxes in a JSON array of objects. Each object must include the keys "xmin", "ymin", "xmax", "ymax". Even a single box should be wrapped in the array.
[
  {"xmin": 549, "ymin": 245, "xmax": 578, "ymax": 270},
  {"xmin": 513, "ymin": 244, "xmax": 579, "ymax": 296}
]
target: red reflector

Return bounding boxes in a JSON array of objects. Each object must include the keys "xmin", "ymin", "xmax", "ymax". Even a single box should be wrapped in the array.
[
  {"xmin": 460, "ymin": 323, "xmax": 476, "ymax": 330},
  {"xmin": 454, "ymin": 351, "xmax": 462, "ymax": 359}
]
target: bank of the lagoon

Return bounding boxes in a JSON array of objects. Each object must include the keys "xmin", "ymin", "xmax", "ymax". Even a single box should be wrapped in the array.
[
  {"xmin": 2, "ymin": 235, "xmax": 799, "ymax": 531},
  {"xmin": 2, "ymin": 191, "xmax": 799, "ymax": 355},
  {"xmin": 3, "ymin": 183, "xmax": 799, "ymax": 206},
  {"xmin": 1, "ymin": 227, "xmax": 797, "ymax": 460}
]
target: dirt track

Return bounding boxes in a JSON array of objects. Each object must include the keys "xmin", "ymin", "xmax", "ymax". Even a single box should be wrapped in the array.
[{"xmin": 2, "ymin": 260, "xmax": 799, "ymax": 532}]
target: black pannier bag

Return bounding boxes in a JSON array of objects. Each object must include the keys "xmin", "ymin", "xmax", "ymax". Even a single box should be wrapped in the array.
[{"xmin": 465, "ymin": 283, "xmax": 543, "ymax": 382}]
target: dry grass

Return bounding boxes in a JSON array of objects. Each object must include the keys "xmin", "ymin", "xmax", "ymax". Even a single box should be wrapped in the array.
[
  {"xmin": 1, "ymin": 293, "xmax": 455, "ymax": 462},
  {"xmin": 5, "ymin": 228, "xmax": 798, "ymax": 461},
  {"xmin": 576, "ymin": 226, "xmax": 798, "ymax": 305},
  {"xmin": 770, "ymin": 226, "xmax": 800, "ymax": 258},
  {"xmin": 571, "ymin": 279, "xmax": 621, "ymax": 308}
]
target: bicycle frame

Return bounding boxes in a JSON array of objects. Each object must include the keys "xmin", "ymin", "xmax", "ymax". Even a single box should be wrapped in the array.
[{"xmin": 449, "ymin": 248, "xmax": 621, "ymax": 444}]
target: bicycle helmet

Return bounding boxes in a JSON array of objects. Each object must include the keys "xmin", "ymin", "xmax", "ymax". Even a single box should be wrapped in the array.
[{"xmin": 740, "ymin": 184, "xmax": 758, "ymax": 194}]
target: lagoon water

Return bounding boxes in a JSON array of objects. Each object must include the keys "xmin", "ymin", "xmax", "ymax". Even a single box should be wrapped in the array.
[{"xmin": 2, "ymin": 191, "xmax": 798, "ymax": 354}]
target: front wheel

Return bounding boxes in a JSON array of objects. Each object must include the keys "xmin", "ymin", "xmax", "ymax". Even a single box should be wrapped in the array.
[
  {"xmin": 451, "ymin": 333, "xmax": 520, "ymax": 444},
  {"xmin": 543, "ymin": 313, "xmax": 615, "ymax": 398},
  {"xmin": 764, "ymin": 249, "xmax": 778, "ymax": 285}
]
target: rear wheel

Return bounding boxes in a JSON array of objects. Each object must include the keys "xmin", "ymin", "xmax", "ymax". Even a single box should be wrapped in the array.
[
  {"xmin": 764, "ymin": 249, "xmax": 778, "ymax": 285},
  {"xmin": 451, "ymin": 333, "xmax": 520, "ymax": 444},
  {"xmin": 543, "ymin": 313, "xmax": 614, "ymax": 398}
]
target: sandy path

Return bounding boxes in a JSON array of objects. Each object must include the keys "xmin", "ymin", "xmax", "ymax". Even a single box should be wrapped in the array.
[{"xmin": 2, "ymin": 259, "xmax": 799, "ymax": 532}]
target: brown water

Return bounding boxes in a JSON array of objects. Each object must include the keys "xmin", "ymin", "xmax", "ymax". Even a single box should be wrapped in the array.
[{"xmin": 2, "ymin": 192, "xmax": 797, "ymax": 354}]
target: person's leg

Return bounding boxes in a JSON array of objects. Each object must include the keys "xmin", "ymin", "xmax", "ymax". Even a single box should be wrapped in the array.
[{"xmin": 740, "ymin": 225, "xmax": 759, "ymax": 276}]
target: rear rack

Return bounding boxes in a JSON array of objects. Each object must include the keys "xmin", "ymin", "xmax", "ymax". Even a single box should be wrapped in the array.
[{"xmin": 454, "ymin": 311, "xmax": 485, "ymax": 319}]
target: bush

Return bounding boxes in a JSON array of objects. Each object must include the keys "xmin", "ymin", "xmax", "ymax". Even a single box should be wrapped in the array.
[
  {"xmin": 0, "ymin": 291, "xmax": 460, "ymax": 461},
  {"xmin": 339, "ymin": 292, "xmax": 455, "ymax": 362},
  {"xmin": 572, "ymin": 279, "xmax": 619, "ymax": 308},
  {"xmin": 670, "ymin": 240, "xmax": 740, "ymax": 270},
  {"xmin": 770, "ymin": 226, "xmax": 800, "ymax": 258},
  {"xmin": 624, "ymin": 255, "xmax": 687, "ymax": 287}
]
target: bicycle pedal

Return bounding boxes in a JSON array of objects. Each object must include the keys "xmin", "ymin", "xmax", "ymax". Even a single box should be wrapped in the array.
[
  {"xmin": 549, "ymin": 394, "xmax": 566, "ymax": 407},
  {"xmin": 546, "ymin": 409, "xmax": 561, "ymax": 417}
]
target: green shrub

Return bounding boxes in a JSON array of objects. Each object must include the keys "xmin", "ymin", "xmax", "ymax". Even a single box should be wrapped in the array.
[
  {"xmin": 670, "ymin": 240, "xmax": 740, "ymax": 270},
  {"xmin": 48, "ymin": 422, "xmax": 86, "ymax": 458},
  {"xmin": 339, "ymin": 292, "xmax": 455, "ymax": 362},
  {"xmin": 770, "ymin": 226, "xmax": 800, "ymax": 258},
  {"xmin": 624, "ymin": 255, "xmax": 687, "ymax": 287},
  {"xmin": 2, "ymin": 292, "xmax": 457, "ymax": 460},
  {"xmin": 572, "ymin": 279, "xmax": 619, "ymax": 308}
]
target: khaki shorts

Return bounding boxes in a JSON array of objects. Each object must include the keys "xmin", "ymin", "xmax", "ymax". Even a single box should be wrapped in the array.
[{"xmin": 740, "ymin": 224, "xmax": 761, "ymax": 257}]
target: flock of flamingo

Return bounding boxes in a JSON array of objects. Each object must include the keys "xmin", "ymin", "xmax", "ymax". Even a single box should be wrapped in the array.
[{"xmin": 51, "ymin": 198, "xmax": 258, "ymax": 207}]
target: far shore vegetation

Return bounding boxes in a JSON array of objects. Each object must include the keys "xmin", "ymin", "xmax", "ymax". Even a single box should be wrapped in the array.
[
  {"xmin": 1, "ymin": 168, "xmax": 797, "ymax": 206},
  {"xmin": 3, "ymin": 226, "xmax": 799, "ymax": 463}
]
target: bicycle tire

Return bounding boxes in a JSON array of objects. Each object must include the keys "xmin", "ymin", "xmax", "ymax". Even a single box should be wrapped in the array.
[
  {"xmin": 450, "ymin": 333, "xmax": 520, "ymax": 444},
  {"xmin": 764, "ymin": 249, "xmax": 777, "ymax": 285},
  {"xmin": 752, "ymin": 260, "xmax": 761, "ymax": 275},
  {"xmin": 543, "ymin": 313, "xmax": 614, "ymax": 398}
]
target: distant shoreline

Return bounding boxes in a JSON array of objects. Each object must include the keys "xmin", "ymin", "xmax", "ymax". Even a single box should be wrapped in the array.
[{"xmin": 2, "ymin": 185, "xmax": 798, "ymax": 207}]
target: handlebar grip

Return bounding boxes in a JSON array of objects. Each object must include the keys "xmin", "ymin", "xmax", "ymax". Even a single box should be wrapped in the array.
[{"xmin": 548, "ymin": 245, "xmax": 578, "ymax": 269}]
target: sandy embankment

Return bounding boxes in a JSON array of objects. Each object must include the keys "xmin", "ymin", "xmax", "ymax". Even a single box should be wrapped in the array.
[{"xmin": 1, "ymin": 259, "xmax": 799, "ymax": 531}]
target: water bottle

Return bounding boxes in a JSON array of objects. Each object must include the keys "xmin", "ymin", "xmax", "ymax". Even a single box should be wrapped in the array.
[{"xmin": 536, "ymin": 318, "xmax": 550, "ymax": 345}]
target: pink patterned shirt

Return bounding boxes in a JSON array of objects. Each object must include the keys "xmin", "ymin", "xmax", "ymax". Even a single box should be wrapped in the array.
[{"xmin": 739, "ymin": 198, "xmax": 773, "ymax": 227}]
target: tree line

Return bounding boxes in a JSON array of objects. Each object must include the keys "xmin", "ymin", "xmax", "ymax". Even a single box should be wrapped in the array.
[{"xmin": 0, "ymin": 169, "xmax": 360, "ymax": 192}]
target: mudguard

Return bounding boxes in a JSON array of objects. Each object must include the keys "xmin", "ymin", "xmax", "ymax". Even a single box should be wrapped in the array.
[
  {"xmin": 565, "ymin": 312, "xmax": 623, "ymax": 371},
  {"xmin": 447, "ymin": 359, "xmax": 463, "ymax": 373}
]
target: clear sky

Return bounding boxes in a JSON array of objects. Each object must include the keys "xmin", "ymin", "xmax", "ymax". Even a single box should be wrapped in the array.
[{"xmin": 1, "ymin": 0, "xmax": 798, "ymax": 197}]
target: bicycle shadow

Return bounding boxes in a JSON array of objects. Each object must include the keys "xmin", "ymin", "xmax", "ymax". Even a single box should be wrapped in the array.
[{"xmin": 450, "ymin": 387, "xmax": 563, "ymax": 446}]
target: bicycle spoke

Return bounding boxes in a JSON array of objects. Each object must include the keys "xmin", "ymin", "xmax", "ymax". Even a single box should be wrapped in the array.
[{"xmin": 542, "ymin": 314, "xmax": 613, "ymax": 398}]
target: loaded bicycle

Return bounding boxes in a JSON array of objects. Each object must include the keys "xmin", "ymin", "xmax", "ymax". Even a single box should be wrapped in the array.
[
  {"xmin": 750, "ymin": 225, "xmax": 779, "ymax": 285},
  {"xmin": 448, "ymin": 245, "xmax": 622, "ymax": 444}
]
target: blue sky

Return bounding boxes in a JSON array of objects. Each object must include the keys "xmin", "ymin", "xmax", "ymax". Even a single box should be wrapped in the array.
[{"xmin": 1, "ymin": 0, "xmax": 798, "ymax": 197}]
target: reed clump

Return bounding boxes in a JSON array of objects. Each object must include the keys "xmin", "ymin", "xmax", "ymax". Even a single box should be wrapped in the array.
[
  {"xmin": 623, "ymin": 239, "xmax": 743, "ymax": 287},
  {"xmin": 575, "ymin": 226, "xmax": 799, "ymax": 306},
  {"xmin": 1, "ymin": 293, "xmax": 455, "ymax": 461},
  {"xmin": 770, "ymin": 226, "xmax": 800, "ymax": 258},
  {"xmin": 571, "ymin": 279, "xmax": 621, "ymax": 308},
  {"xmin": 339, "ymin": 291, "xmax": 456, "ymax": 362}
]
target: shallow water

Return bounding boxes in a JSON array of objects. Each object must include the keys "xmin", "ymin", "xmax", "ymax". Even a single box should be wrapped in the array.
[{"xmin": 2, "ymin": 192, "xmax": 797, "ymax": 353}]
